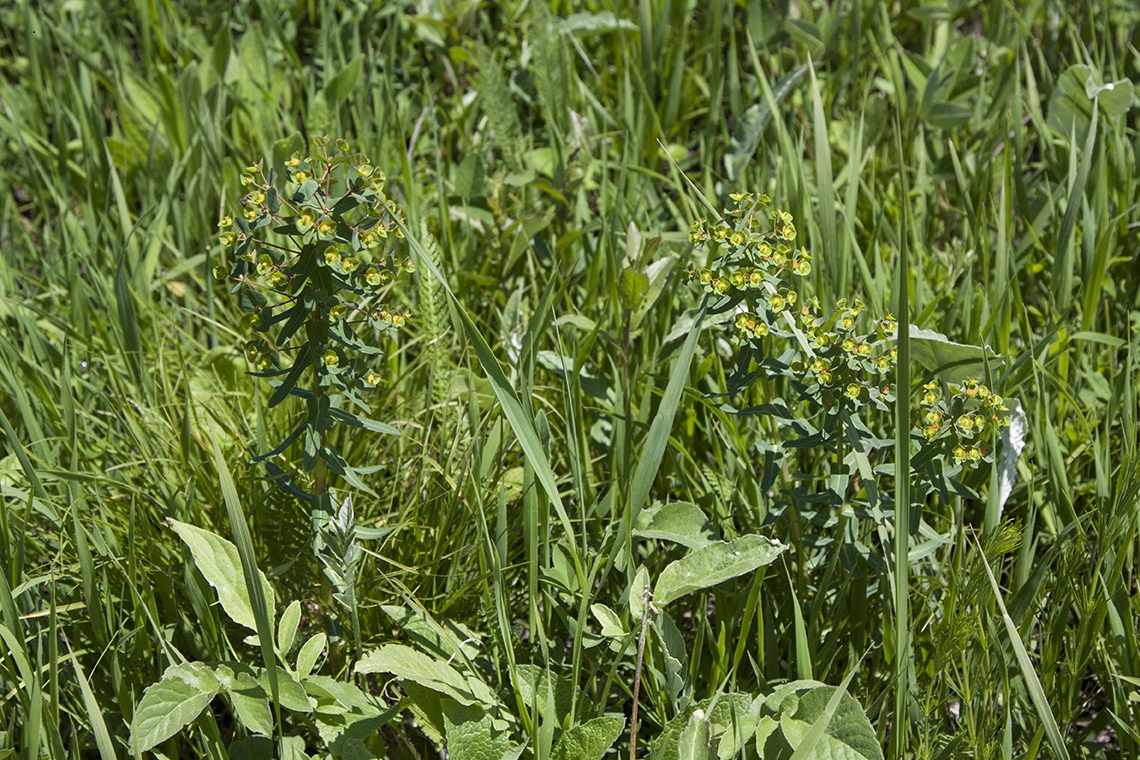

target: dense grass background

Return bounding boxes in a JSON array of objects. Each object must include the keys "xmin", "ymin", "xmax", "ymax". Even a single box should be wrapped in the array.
[{"xmin": 1, "ymin": 0, "xmax": 1138, "ymax": 757}]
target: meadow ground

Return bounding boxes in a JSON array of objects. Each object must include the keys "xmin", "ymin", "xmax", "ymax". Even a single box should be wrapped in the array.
[{"xmin": 0, "ymin": 1, "xmax": 1138, "ymax": 757}]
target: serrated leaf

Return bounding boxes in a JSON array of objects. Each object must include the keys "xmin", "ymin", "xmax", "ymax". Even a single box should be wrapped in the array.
[
  {"xmin": 591, "ymin": 603, "xmax": 627, "ymax": 637},
  {"xmin": 442, "ymin": 701, "xmax": 512, "ymax": 760},
  {"xmin": 355, "ymin": 644, "xmax": 495, "ymax": 707},
  {"xmin": 169, "ymin": 520, "xmax": 276, "ymax": 631},
  {"xmin": 515, "ymin": 665, "xmax": 576, "ymax": 720},
  {"xmin": 296, "ymin": 633, "xmax": 327, "ymax": 679},
  {"xmin": 551, "ymin": 716, "xmax": 624, "ymax": 760},
  {"xmin": 654, "ymin": 535, "xmax": 786, "ymax": 605},
  {"xmin": 130, "ymin": 662, "xmax": 220, "ymax": 753},
  {"xmin": 278, "ymin": 600, "xmax": 301, "ymax": 655},
  {"xmin": 634, "ymin": 502, "xmax": 720, "ymax": 549}
]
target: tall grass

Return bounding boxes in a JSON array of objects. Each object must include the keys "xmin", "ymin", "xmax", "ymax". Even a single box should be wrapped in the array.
[{"xmin": 1, "ymin": 0, "xmax": 1138, "ymax": 757}]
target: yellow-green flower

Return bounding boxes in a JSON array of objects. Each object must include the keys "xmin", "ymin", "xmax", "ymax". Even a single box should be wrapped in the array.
[
  {"xmin": 753, "ymin": 322, "xmax": 769, "ymax": 338},
  {"xmin": 365, "ymin": 267, "xmax": 382, "ymax": 287},
  {"xmin": 846, "ymin": 383, "xmax": 861, "ymax": 399},
  {"xmin": 297, "ymin": 210, "xmax": 315, "ymax": 231},
  {"xmin": 219, "ymin": 215, "xmax": 234, "ymax": 229},
  {"xmin": 324, "ymin": 247, "xmax": 341, "ymax": 267},
  {"xmin": 322, "ymin": 349, "xmax": 339, "ymax": 367},
  {"xmin": 341, "ymin": 257, "xmax": 360, "ymax": 273},
  {"xmin": 318, "ymin": 219, "xmax": 336, "ymax": 236},
  {"xmin": 248, "ymin": 190, "xmax": 266, "ymax": 206},
  {"xmin": 366, "ymin": 370, "xmax": 381, "ymax": 386},
  {"xmin": 730, "ymin": 231, "xmax": 746, "ymax": 247},
  {"xmin": 329, "ymin": 304, "xmax": 347, "ymax": 321},
  {"xmin": 768, "ymin": 293, "xmax": 786, "ymax": 311}
]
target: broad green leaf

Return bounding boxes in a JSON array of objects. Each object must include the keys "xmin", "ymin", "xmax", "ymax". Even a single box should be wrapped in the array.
[
  {"xmin": 650, "ymin": 693, "xmax": 753, "ymax": 760},
  {"xmin": 280, "ymin": 735, "xmax": 311, "ymax": 759},
  {"xmin": 256, "ymin": 665, "xmax": 313, "ymax": 713},
  {"xmin": 515, "ymin": 664, "xmax": 577, "ymax": 720},
  {"xmin": 296, "ymin": 633, "xmax": 328, "ymax": 679},
  {"xmin": 131, "ymin": 662, "xmax": 220, "ymax": 753},
  {"xmin": 906, "ymin": 326, "xmax": 1000, "ymax": 385},
  {"xmin": 763, "ymin": 681, "xmax": 881, "ymax": 760},
  {"xmin": 679, "ymin": 709, "xmax": 714, "ymax": 760},
  {"xmin": 442, "ymin": 701, "xmax": 512, "ymax": 760},
  {"xmin": 278, "ymin": 600, "xmax": 301, "ymax": 655},
  {"xmin": 217, "ymin": 665, "xmax": 273, "ymax": 737},
  {"xmin": 323, "ymin": 56, "xmax": 362, "ymax": 104},
  {"xmin": 591, "ymin": 603, "xmax": 627, "ymax": 637},
  {"xmin": 379, "ymin": 604, "xmax": 482, "ymax": 661},
  {"xmin": 619, "ymin": 267, "xmax": 650, "ymax": 312},
  {"xmin": 355, "ymin": 644, "xmax": 496, "ymax": 707},
  {"xmin": 169, "ymin": 520, "xmax": 276, "ymax": 632},
  {"xmin": 654, "ymin": 535, "xmax": 787, "ymax": 605},
  {"xmin": 304, "ymin": 674, "xmax": 378, "ymax": 714},
  {"xmin": 1047, "ymin": 64, "xmax": 1134, "ymax": 141},
  {"xmin": 228, "ymin": 736, "xmax": 274, "ymax": 760},
  {"xmin": 633, "ymin": 501, "xmax": 720, "ymax": 549},
  {"xmin": 551, "ymin": 716, "xmax": 624, "ymax": 760}
]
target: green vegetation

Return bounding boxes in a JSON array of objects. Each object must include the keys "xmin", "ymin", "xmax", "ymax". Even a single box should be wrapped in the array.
[{"xmin": 1, "ymin": 1, "xmax": 1137, "ymax": 758}]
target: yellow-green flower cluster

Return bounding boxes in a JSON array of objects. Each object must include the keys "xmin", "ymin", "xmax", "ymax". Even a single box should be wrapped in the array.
[
  {"xmin": 219, "ymin": 136, "xmax": 411, "ymax": 392},
  {"xmin": 918, "ymin": 378, "xmax": 1011, "ymax": 467}
]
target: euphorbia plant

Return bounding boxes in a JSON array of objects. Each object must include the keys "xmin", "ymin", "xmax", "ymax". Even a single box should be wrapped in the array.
[
  {"xmin": 683, "ymin": 192, "xmax": 1012, "ymax": 517},
  {"xmin": 218, "ymin": 136, "xmax": 412, "ymax": 518}
]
